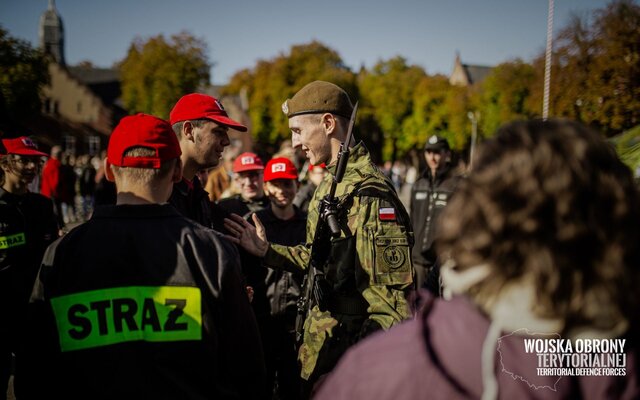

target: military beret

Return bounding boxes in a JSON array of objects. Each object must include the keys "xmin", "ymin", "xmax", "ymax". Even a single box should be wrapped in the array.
[
  {"xmin": 424, "ymin": 135, "xmax": 450, "ymax": 151},
  {"xmin": 282, "ymin": 81, "xmax": 354, "ymax": 119}
]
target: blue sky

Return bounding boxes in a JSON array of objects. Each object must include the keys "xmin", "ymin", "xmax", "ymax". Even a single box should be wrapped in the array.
[{"xmin": 0, "ymin": 0, "xmax": 617, "ymax": 84}]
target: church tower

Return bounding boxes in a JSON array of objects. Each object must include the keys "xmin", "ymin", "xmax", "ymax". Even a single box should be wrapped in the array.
[{"xmin": 39, "ymin": 0, "xmax": 65, "ymax": 65}]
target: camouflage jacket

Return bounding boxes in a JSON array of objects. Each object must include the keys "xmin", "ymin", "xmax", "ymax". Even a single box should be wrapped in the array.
[{"xmin": 263, "ymin": 142, "xmax": 414, "ymax": 379}]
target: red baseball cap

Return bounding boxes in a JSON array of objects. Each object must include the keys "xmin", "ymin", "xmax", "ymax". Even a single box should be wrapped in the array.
[
  {"xmin": 1, "ymin": 136, "xmax": 48, "ymax": 157},
  {"xmin": 264, "ymin": 157, "xmax": 298, "ymax": 182},
  {"xmin": 169, "ymin": 93, "xmax": 248, "ymax": 132},
  {"xmin": 108, "ymin": 113, "xmax": 181, "ymax": 169},
  {"xmin": 233, "ymin": 152, "xmax": 264, "ymax": 173}
]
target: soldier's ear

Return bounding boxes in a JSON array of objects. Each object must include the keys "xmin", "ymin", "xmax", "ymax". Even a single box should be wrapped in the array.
[{"xmin": 321, "ymin": 113, "xmax": 336, "ymax": 136}]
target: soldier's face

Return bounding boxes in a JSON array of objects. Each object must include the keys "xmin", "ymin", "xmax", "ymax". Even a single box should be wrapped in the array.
[
  {"xmin": 289, "ymin": 115, "xmax": 330, "ymax": 166},
  {"xmin": 191, "ymin": 121, "xmax": 230, "ymax": 169}
]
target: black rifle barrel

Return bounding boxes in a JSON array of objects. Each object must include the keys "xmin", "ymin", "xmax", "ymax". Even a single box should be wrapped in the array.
[{"xmin": 327, "ymin": 101, "xmax": 358, "ymax": 200}]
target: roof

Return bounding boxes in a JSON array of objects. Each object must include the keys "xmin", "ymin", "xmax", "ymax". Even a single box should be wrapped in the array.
[
  {"xmin": 68, "ymin": 66, "xmax": 119, "ymax": 85},
  {"xmin": 67, "ymin": 66, "xmax": 122, "ymax": 107},
  {"xmin": 463, "ymin": 64, "xmax": 492, "ymax": 85}
]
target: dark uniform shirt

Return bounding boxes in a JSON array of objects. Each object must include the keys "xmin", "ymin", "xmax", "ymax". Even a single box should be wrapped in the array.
[
  {"xmin": 22, "ymin": 204, "xmax": 265, "ymax": 400},
  {"xmin": 410, "ymin": 165, "xmax": 460, "ymax": 267},
  {"xmin": 0, "ymin": 188, "xmax": 57, "ymax": 396},
  {"xmin": 217, "ymin": 194, "xmax": 270, "ymax": 219},
  {"xmin": 253, "ymin": 206, "xmax": 307, "ymax": 319},
  {"xmin": 0, "ymin": 188, "xmax": 57, "ymax": 340},
  {"xmin": 170, "ymin": 177, "xmax": 228, "ymax": 232},
  {"xmin": 293, "ymin": 182, "xmax": 317, "ymax": 213},
  {"xmin": 249, "ymin": 206, "xmax": 307, "ymax": 399}
]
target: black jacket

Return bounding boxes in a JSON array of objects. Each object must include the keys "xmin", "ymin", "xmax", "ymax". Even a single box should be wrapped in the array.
[
  {"xmin": 293, "ymin": 182, "xmax": 317, "ymax": 213},
  {"xmin": 254, "ymin": 206, "xmax": 306, "ymax": 321},
  {"xmin": 23, "ymin": 204, "xmax": 265, "ymax": 400},
  {"xmin": 170, "ymin": 177, "xmax": 229, "ymax": 233},
  {"xmin": 0, "ymin": 189, "xmax": 57, "ymax": 344},
  {"xmin": 410, "ymin": 165, "xmax": 460, "ymax": 266},
  {"xmin": 217, "ymin": 194, "xmax": 270, "ymax": 219}
]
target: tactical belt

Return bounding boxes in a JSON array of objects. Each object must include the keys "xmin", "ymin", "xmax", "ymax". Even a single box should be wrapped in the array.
[{"xmin": 327, "ymin": 293, "xmax": 369, "ymax": 315}]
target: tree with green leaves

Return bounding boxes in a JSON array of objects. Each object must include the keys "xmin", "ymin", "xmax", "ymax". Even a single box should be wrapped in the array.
[
  {"xmin": 0, "ymin": 26, "xmax": 49, "ymax": 125},
  {"xmin": 118, "ymin": 32, "xmax": 210, "ymax": 119},
  {"xmin": 223, "ymin": 41, "xmax": 357, "ymax": 147},
  {"xmin": 402, "ymin": 74, "xmax": 451, "ymax": 150},
  {"xmin": 358, "ymin": 57, "xmax": 426, "ymax": 160},
  {"xmin": 527, "ymin": 0, "xmax": 640, "ymax": 135},
  {"xmin": 477, "ymin": 60, "xmax": 535, "ymax": 136},
  {"xmin": 589, "ymin": 0, "xmax": 640, "ymax": 133}
]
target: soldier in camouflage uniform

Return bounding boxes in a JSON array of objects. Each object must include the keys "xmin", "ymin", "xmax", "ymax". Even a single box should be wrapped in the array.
[{"xmin": 225, "ymin": 81, "xmax": 414, "ymax": 395}]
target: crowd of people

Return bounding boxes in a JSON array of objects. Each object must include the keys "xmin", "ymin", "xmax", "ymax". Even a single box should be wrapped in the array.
[{"xmin": 0, "ymin": 80, "xmax": 638, "ymax": 400}]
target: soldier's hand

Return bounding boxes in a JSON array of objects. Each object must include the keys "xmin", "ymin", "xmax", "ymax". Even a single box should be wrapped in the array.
[{"xmin": 224, "ymin": 213, "xmax": 269, "ymax": 257}]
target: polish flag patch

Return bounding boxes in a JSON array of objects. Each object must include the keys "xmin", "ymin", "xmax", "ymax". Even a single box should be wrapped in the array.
[{"xmin": 378, "ymin": 207, "xmax": 396, "ymax": 221}]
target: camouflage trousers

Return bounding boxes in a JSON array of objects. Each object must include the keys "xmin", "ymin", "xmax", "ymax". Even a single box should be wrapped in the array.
[{"xmin": 297, "ymin": 306, "xmax": 366, "ymax": 381}]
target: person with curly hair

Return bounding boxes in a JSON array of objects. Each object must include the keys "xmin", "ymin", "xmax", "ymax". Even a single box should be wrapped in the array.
[{"xmin": 314, "ymin": 119, "xmax": 640, "ymax": 400}]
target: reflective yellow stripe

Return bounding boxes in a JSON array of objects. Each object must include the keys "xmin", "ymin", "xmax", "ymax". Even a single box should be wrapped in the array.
[
  {"xmin": 0, "ymin": 233, "xmax": 26, "ymax": 249},
  {"xmin": 51, "ymin": 286, "xmax": 202, "ymax": 352}
]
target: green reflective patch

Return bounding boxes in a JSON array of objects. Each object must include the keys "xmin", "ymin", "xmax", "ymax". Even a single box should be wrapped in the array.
[
  {"xmin": 50, "ymin": 286, "xmax": 202, "ymax": 352},
  {"xmin": 0, "ymin": 232, "xmax": 26, "ymax": 249}
]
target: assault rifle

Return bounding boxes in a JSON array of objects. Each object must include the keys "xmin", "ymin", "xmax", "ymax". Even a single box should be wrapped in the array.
[{"xmin": 295, "ymin": 102, "xmax": 359, "ymax": 347}]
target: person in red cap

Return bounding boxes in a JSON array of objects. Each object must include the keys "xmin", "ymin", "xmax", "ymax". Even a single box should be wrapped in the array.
[
  {"xmin": 246, "ymin": 157, "xmax": 306, "ymax": 399},
  {"xmin": 217, "ymin": 152, "xmax": 270, "ymax": 218},
  {"xmin": 168, "ymin": 93, "xmax": 248, "ymax": 231},
  {"xmin": 40, "ymin": 144, "xmax": 65, "ymax": 227},
  {"xmin": 0, "ymin": 136, "xmax": 58, "ymax": 398},
  {"xmin": 22, "ymin": 114, "xmax": 265, "ymax": 399}
]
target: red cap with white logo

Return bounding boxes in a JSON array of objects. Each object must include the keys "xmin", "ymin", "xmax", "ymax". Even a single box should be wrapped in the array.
[
  {"xmin": 264, "ymin": 157, "xmax": 298, "ymax": 181},
  {"xmin": 233, "ymin": 152, "xmax": 264, "ymax": 173},
  {"xmin": 1, "ymin": 136, "xmax": 48, "ymax": 157}
]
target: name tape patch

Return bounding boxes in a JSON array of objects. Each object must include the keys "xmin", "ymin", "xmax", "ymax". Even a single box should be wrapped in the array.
[{"xmin": 51, "ymin": 286, "xmax": 202, "ymax": 352}]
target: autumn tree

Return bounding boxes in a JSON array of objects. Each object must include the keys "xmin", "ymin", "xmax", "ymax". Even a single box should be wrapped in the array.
[
  {"xmin": 358, "ymin": 57, "xmax": 426, "ymax": 160},
  {"xmin": 527, "ymin": 0, "xmax": 640, "ymax": 135},
  {"xmin": 477, "ymin": 60, "xmax": 535, "ymax": 136},
  {"xmin": 223, "ymin": 41, "xmax": 357, "ymax": 147},
  {"xmin": 118, "ymin": 32, "xmax": 210, "ymax": 119},
  {"xmin": 589, "ymin": 0, "xmax": 640, "ymax": 132},
  {"xmin": 402, "ymin": 74, "xmax": 451, "ymax": 149},
  {"xmin": 0, "ymin": 26, "xmax": 49, "ymax": 124}
]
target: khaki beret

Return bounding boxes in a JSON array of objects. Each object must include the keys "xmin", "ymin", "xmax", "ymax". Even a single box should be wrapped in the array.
[{"xmin": 282, "ymin": 81, "xmax": 354, "ymax": 119}]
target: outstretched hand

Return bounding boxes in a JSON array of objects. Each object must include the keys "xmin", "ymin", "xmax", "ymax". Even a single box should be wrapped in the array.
[{"xmin": 224, "ymin": 213, "xmax": 269, "ymax": 257}]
